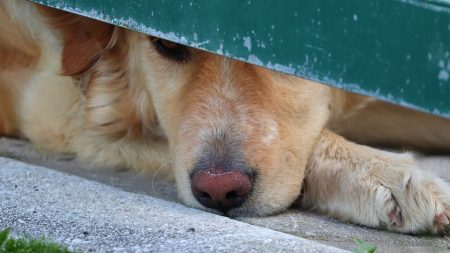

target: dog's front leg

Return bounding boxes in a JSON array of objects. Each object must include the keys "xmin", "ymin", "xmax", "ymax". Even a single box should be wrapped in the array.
[{"xmin": 301, "ymin": 129, "xmax": 450, "ymax": 234}]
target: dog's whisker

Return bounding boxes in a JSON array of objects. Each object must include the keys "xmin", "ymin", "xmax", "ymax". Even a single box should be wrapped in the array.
[{"xmin": 151, "ymin": 159, "xmax": 171, "ymax": 195}]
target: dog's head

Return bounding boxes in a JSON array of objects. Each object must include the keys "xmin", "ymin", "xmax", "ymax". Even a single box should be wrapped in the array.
[
  {"xmin": 42, "ymin": 9, "xmax": 331, "ymax": 216},
  {"xmin": 141, "ymin": 43, "xmax": 333, "ymax": 216}
]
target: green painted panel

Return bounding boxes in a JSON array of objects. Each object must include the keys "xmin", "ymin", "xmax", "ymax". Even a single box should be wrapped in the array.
[{"xmin": 30, "ymin": 0, "xmax": 450, "ymax": 118}]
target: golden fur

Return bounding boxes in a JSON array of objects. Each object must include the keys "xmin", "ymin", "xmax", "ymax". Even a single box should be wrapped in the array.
[{"xmin": 1, "ymin": 0, "xmax": 449, "ymax": 234}]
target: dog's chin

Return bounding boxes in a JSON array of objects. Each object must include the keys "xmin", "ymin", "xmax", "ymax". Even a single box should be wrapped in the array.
[
  {"xmin": 226, "ymin": 207, "xmax": 278, "ymax": 218},
  {"xmin": 230, "ymin": 201, "xmax": 294, "ymax": 218},
  {"xmin": 188, "ymin": 198, "xmax": 291, "ymax": 218},
  {"xmin": 192, "ymin": 206, "xmax": 263, "ymax": 218}
]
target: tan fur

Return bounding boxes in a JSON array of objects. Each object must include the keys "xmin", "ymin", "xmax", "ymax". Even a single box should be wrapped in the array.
[
  {"xmin": 303, "ymin": 130, "xmax": 450, "ymax": 234},
  {"xmin": 0, "ymin": 84, "xmax": 16, "ymax": 135},
  {"xmin": 0, "ymin": 1, "xmax": 41, "ymax": 136},
  {"xmin": 330, "ymin": 93, "xmax": 450, "ymax": 152},
  {"xmin": 1, "ymin": 0, "xmax": 449, "ymax": 234},
  {"xmin": 37, "ymin": 5, "xmax": 114, "ymax": 76},
  {"xmin": 0, "ymin": 2, "xmax": 41, "ymax": 70}
]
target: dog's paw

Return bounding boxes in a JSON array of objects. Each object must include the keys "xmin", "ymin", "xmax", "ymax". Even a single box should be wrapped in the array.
[{"xmin": 375, "ymin": 167, "xmax": 450, "ymax": 235}]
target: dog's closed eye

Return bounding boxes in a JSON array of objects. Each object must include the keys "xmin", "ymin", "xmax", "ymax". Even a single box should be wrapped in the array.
[{"xmin": 152, "ymin": 38, "xmax": 190, "ymax": 63}]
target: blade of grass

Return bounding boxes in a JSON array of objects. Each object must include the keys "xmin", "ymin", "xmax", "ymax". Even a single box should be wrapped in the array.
[
  {"xmin": 352, "ymin": 238, "xmax": 376, "ymax": 253},
  {"xmin": 0, "ymin": 229, "xmax": 8, "ymax": 246}
]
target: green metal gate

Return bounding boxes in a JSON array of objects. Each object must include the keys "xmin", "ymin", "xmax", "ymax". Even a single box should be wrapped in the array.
[{"xmin": 30, "ymin": 0, "xmax": 450, "ymax": 119}]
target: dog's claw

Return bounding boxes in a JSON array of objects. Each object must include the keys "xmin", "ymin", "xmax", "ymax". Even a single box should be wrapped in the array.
[
  {"xmin": 388, "ymin": 206, "xmax": 403, "ymax": 226},
  {"xmin": 435, "ymin": 213, "xmax": 449, "ymax": 225},
  {"xmin": 433, "ymin": 213, "xmax": 450, "ymax": 235},
  {"xmin": 433, "ymin": 212, "xmax": 450, "ymax": 235}
]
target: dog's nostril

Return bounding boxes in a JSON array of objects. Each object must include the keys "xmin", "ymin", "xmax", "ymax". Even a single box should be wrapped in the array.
[
  {"xmin": 199, "ymin": 191, "xmax": 211, "ymax": 200},
  {"xmin": 225, "ymin": 190, "xmax": 247, "ymax": 201},
  {"xmin": 226, "ymin": 191, "xmax": 238, "ymax": 200},
  {"xmin": 191, "ymin": 170, "xmax": 252, "ymax": 213}
]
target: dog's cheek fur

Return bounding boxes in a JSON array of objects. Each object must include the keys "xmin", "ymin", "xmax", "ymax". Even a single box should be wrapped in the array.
[
  {"xmin": 237, "ymin": 76, "xmax": 332, "ymax": 215},
  {"xmin": 81, "ymin": 31, "xmax": 158, "ymax": 142},
  {"xmin": 67, "ymin": 30, "xmax": 169, "ymax": 170}
]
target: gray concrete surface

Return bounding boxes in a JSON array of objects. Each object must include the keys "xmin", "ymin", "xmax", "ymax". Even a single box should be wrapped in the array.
[
  {"xmin": 0, "ymin": 138, "xmax": 450, "ymax": 252},
  {"xmin": 0, "ymin": 157, "xmax": 344, "ymax": 253}
]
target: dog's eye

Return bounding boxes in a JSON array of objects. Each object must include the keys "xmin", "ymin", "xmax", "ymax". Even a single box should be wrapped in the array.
[{"xmin": 152, "ymin": 38, "xmax": 190, "ymax": 62}]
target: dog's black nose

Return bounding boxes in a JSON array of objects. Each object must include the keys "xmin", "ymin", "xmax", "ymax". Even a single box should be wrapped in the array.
[{"xmin": 191, "ymin": 170, "xmax": 252, "ymax": 212}]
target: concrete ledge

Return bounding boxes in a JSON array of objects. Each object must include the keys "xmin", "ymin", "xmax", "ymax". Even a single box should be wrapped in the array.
[{"xmin": 0, "ymin": 157, "xmax": 345, "ymax": 253}]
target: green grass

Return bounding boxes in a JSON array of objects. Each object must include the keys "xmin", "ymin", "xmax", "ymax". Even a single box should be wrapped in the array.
[
  {"xmin": 352, "ymin": 238, "xmax": 377, "ymax": 253},
  {"xmin": 0, "ymin": 229, "xmax": 73, "ymax": 253}
]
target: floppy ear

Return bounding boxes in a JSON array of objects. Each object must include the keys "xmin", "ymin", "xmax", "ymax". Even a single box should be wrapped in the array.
[
  {"xmin": 38, "ymin": 6, "xmax": 158, "ymax": 141},
  {"xmin": 37, "ymin": 6, "xmax": 114, "ymax": 76}
]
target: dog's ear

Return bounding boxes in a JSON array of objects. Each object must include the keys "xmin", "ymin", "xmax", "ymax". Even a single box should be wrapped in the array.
[
  {"xmin": 39, "ymin": 6, "xmax": 158, "ymax": 141},
  {"xmin": 37, "ymin": 6, "xmax": 114, "ymax": 76}
]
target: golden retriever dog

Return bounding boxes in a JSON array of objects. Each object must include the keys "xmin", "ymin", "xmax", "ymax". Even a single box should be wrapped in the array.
[{"xmin": 1, "ymin": 0, "xmax": 449, "ymax": 235}]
